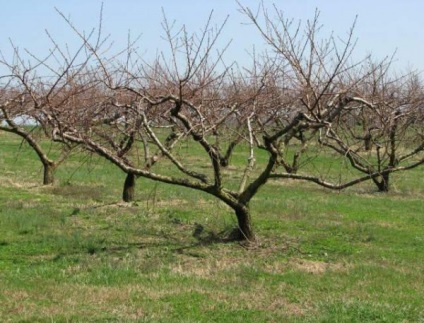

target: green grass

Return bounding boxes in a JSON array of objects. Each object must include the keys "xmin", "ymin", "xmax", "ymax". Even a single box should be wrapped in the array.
[{"xmin": 0, "ymin": 131, "xmax": 423, "ymax": 322}]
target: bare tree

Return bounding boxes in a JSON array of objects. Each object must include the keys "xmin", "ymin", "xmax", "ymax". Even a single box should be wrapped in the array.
[
  {"xmin": 0, "ymin": 7, "xmax": 128, "ymax": 191},
  {"xmin": 3, "ymin": 4, "xmax": 422, "ymax": 241},
  {"xmin": 50, "ymin": 8, "xmax": 389, "ymax": 241},
  {"xmin": 319, "ymin": 63, "xmax": 424, "ymax": 191},
  {"xmin": 0, "ymin": 59, "xmax": 77, "ymax": 185},
  {"xmin": 242, "ymin": 4, "xmax": 424, "ymax": 193}
]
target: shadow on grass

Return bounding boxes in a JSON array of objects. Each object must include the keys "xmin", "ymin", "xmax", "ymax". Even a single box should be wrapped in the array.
[{"xmin": 84, "ymin": 222, "xmax": 244, "ymax": 259}]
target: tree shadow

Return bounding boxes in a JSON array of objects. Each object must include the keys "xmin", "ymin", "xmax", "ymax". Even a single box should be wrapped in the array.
[{"xmin": 170, "ymin": 223, "xmax": 249, "ymax": 256}]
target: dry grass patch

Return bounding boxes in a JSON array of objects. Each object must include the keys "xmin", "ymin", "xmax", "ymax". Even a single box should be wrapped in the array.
[
  {"xmin": 1, "ymin": 177, "xmax": 39, "ymax": 189},
  {"xmin": 375, "ymin": 220, "xmax": 398, "ymax": 228},
  {"xmin": 207, "ymin": 282, "xmax": 308, "ymax": 318},
  {"xmin": 1, "ymin": 284, "xmax": 147, "ymax": 320},
  {"xmin": 291, "ymin": 259, "xmax": 351, "ymax": 274},
  {"xmin": 171, "ymin": 256, "xmax": 250, "ymax": 278},
  {"xmin": 267, "ymin": 297, "xmax": 305, "ymax": 316}
]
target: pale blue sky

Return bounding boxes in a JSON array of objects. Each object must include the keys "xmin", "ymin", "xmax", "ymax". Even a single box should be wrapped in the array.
[{"xmin": 1, "ymin": 1, "xmax": 423, "ymax": 72}]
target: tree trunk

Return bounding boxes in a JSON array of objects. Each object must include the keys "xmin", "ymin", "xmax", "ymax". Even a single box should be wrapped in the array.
[
  {"xmin": 375, "ymin": 173, "xmax": 390, "ymax": 192},
  {"xmin": 220, "ymin": 141, "xmax": 237, "ymax": 167},
  {"xmin": 43, "ymin": 162, "xmax": 55, "ymax": 185},
  {"xmin": 364, "ymin": 133, "xmax": 372, "ymax": 151},
  {"xmin": 122, "ymin": 172, "xmax": 136, "ymax": 202},
  {"xmin": 234, "ymin": 205, "xmax": 255, "ymax": 241}
]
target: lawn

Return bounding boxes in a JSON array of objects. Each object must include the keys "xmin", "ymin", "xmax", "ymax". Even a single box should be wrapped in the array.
[{"xmin": 0, "ymin": 131, "xmax": 423, "ymax": 322}]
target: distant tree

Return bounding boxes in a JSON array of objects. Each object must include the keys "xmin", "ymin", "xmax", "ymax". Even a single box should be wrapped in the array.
[
  {"xmin": 240, "ymin": 6, "xmax": 424, "ymax": 193},
  {"xmin": 313, "ymin": 62, "xmax": 424, "ymax": 192},
  {"xmin": 0, "ymin": 31, "xmax": 112, "ymax": 186},
  {"xmin": 0, "ymin": 78, "xmax": 75, "ymax": 185}
]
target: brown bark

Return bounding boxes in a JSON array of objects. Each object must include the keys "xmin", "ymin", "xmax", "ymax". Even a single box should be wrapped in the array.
[
  {"xmin": 122, "ymin": 172, "xmax": 136, "ymax": 202},
  {"xmin": 364, "ymin": 133, "xmax": 372, "ymax": 151},
  {"xmin": 43, "ymin": 162, "xmax": 55, "ymax": 185},
  {"xmin": 234, "ymin": 205, "xmax": 255, "ymax": 241},
  {"xmin": 374, "ymin": 173, "xmax": 390, "ymax": 192},
  {"xmin": 219, "ymin": 140, "xmax": 238, "ymax": 167}
]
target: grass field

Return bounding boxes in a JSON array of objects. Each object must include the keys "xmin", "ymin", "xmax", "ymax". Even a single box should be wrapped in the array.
[{"xmin": 0, "ymin": 131, "xmax": 423, "ymax": 322}]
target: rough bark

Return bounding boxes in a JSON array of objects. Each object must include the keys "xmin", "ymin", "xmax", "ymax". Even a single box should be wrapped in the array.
[
  {"xmin": 364, "ymin": 133, "xmax": 372, "ymax": 151},
  {"xmin": 374, "ymin": 173, "xmax": 390, "ymax": 192},
  {"xmin": 122, "ymin": 172, "xmax": 136, "ymax": 202},
  {"xmin": 219, "ymin": 140, "xmax": 238, "ymax": 167},
  {"xmin": 234, "ymin": 205, "xmax": 255, "ymax": 241},
  {"xmin": 122, "ymin": 173, "xmax": 135, "ymax": 202},
  {"xmin": 43, "ymin": 162, "xmax": 55, "ymax": 185}
]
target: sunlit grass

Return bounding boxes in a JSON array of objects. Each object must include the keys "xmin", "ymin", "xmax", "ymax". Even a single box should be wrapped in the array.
[{"xmin": 0, "ymin": 131, "xmax": 423, "ymax": 321}]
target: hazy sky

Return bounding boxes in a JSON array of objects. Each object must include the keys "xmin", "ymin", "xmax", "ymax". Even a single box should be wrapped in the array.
[{"xmin": 1, "ymin": 0, "xmax": 423, "ymax": 72}]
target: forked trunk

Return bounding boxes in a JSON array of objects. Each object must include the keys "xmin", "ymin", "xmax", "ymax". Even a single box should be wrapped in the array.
[
  {"xmin": 374, "ymin": 173, "xmax": 390, "ymax": 192},
  {"xmin": 43, "ymin": 162, "xmax": 55, "ymax": 185},
  {"xmin": 122, "ymin": 172, "xmax": 136, "ymax": 202},
  {"xmin": 234, "ymin": 205, "xmax": 255, "ymax": 241}
]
